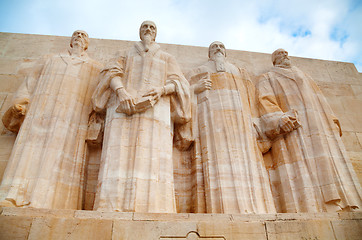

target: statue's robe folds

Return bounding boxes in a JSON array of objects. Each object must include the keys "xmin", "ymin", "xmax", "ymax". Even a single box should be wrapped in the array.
[
  {"xmin": 189, "ymin": 61, "xmax": 276, "ymax": 213},
  {"xmin": 0, "ymin": 52, "xmax": 102, "ymax": 209},
  {"xmin": 92, "ymin": 42, "xmax": 191, "ymax": 213},
  {"xmin": 257, "ymin": 66, "xmax": 362, "ymax": 212}
]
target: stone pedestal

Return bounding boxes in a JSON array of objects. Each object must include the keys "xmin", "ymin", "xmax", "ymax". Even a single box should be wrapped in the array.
[{"xmin": 1, "ymin": 207, "xmax": 361, "ymax": 240}]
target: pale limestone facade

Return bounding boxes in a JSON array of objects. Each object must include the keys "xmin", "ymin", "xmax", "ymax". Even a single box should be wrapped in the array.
[{"xmin": 0, "ymin": 32, "xmax": 361, "ymax": 239}]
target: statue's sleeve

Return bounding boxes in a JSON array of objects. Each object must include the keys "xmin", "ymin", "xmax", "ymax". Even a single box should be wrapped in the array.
[
  {"xmin": 257, "ymin": 74, "xmax": 285, "ymax": 139},
  {"xmin": 2, "ymin": 57, "xmax": 46, "ymax": 132},
  {"xmin": 166, "ymin": 55, "xmax": 191, "ymax": 124},
  {"xmin": 92, "ymin": 56, "xmax": 125, "ymax": 112},
  {"xmin": 166, "ymin": 55, "xmax": 193, "ymax": 150}
]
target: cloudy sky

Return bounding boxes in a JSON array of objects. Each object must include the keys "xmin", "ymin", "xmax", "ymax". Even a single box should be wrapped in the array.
[{"xmin": 1, "ymin": 0, "xmax": 361, "ymax": 72}]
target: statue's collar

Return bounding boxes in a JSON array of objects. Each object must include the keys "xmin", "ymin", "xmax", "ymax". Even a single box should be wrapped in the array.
[
  {"xmin": 59, "ymin": 49, "xmax": 89, "ymax": 64},
  {"xmin": 135, "ymin": 41, "xmax": 160, "ymax": 55},
  {"xmin": 271, "ymin": 66, "xmax": 296, "ymax": 80}
]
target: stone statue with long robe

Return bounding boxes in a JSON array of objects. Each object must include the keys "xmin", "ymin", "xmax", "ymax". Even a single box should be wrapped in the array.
[
  {"xmin": 92, "ymin": 21, "xmax": 191, "ymax": 213},
  {"xmin": 188, "ymin": 41, "xmax": 276, "ymax": 213},
  {"xmin": 257, "ymin": 48, "xmax": 362, "ymax": 212},
  {"xmin": 0, "ymin": 31, "xmax": 102, "ymax": 209}
]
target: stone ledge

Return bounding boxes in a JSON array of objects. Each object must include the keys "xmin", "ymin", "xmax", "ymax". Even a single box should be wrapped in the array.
[
  {"xmin": 74, "ymin": 210, "xmax": 133, "ymax": 220},
  {"xmin": 1, "ymin": 208, "xmax": 362, "ymax": 239},
  {"xmin": 1, "ymin": 207, "xmax": 75, "ymax": 218},
  {"xmin": 1, "ymin": 207, "xmax": 361, "ymax": 221}
]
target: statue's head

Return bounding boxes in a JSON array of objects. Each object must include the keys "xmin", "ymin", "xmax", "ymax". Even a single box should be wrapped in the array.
[
  {"xmin": 139, "ymin": 20, "xmax": 157, "ymax": 42},
  {"xmin": 208, "ymin": 41, "xmax": 226, "ymax": 59},
  {"xmin": 272, "ymin": 48, "xmax": 291, "ymax": 67},
  {"xmin": 70, "ymin": 30, "xmax": 89, "ymax": 51}
]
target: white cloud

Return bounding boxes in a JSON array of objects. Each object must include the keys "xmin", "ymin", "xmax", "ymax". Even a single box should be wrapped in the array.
[{"xmin": 0, "ymin": 0, "xmax": 361, "ymax": 71}]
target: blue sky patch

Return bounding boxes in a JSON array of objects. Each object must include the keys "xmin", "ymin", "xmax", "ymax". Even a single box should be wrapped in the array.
[
  {"xmin": 292, "ymin": 28, "xmax": 312, "ymax": 38},
  {"xmin": 330, "ymin": 28, "xmax": 349, "ymax": 47}
]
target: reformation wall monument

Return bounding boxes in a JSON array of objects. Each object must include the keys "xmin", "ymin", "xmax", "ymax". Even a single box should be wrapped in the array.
[{"xmin": 0, "ymin": 22, "xmax": 361, "ymax": 239}]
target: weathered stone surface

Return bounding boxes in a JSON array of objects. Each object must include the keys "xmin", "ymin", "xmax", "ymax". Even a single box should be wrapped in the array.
[
  {"xmin": 0, "ymin": 94, "xmax": 12, "ymax": 112},
  {"xmin": 0, "ymin": 136, "xmax": 16, "ymax": 180},
  {"xmin": 0, "ymin": 215, "xmax": 32, "ymax": 240},
  {"xmin": 75, "ymin": 210, "xmax": 133, "ymax": 220},
  {"xmin": 0, "ymin": 58, "xmax": 21, "ymax": 75},
  {"xmin": 232, "ymin": 213, "xmax": 277, "ymax": 222},
  {"xmin": 351, "ymin": 84, "xmax": 362, "ymax": 98},
  {"xmin": 133, "ymin": 212, "xmax": 189, "ymax": 221},
  {"xmin": 188, "ymin": 213, "xmax": 232, "ymax": 221},
  {"xmin": 197, "ymin": 221, "xmax": 267, "ymax": 240},
  {"xmin": 276, "ymin": 212, "xmax": 340, "ymax": 221},
  {"xmin": 0, "ymin": 209, "xmax": 361, "ymax": 239},
  {"xmin": 338, "ymin": 211, "xmax": 362, "ymax": 220},
  {"xmin": 342, "ymin": 131, "xmax": 362, "ymax": 152},
  {"xmin": 318, "ymin": 82, "xmax": 355, "ymax": 97},
  {"xmin": 28, "ymin": 217, "xmax": 112, "ymax": 240},
  {"xmin": 266, "ymin": 220, "xmax": 335, "ymax": 240},
  {"xmin": 0, "ymin": 74, "xmax": 22, "ymax": 93},
  {"xmin": 331, "ymin": 220, "xmax": 362, "ymax": 240},
  {"xmin": 112, "ymin": 220, "xmax": 197, "ymax": 240},
  {"xmin": 0, "ymin": 94, "xmax": 6, "ymax": 111},
  {"xmin": 1, "ymin": 207, "xmax": 75, "ymax": 218}
]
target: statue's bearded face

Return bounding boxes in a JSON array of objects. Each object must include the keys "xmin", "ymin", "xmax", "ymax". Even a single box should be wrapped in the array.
[
  {"xmin": 209, "ymin": 41, "xmax": 227, "ymax": 72},
  {"xmin": 274, "ymin": 49, "xmax": 291, "ymax": 67},
  {"xmin": 209, "ymin": 42, "xmax": 226, "ymax": 59},
  {"xmin": 140, "ymin": 21, "xmax": 157, "ymax": 42},
  {"xmin": 70, "ymin": 30, "xmax": 89, "ymax": 50}
]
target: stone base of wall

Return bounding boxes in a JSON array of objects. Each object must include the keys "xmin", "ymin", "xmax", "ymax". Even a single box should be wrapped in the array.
[{"xmin": 0, "ymin": 207, "xmax": 361, "ymax": 240}]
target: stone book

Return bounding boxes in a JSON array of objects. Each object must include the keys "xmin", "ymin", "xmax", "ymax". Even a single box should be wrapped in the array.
[{"xmin": 115, "ymin": 95, "xmax": 156, "ymax": 114}]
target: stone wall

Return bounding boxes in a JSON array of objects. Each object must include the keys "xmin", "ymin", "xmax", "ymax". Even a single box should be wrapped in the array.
[
  {"xmin": 1, "ymin": 207, "xmax": 361, "ymax": 240},
  {"xmin": 0, "ymin": 32, "xmax": 361, "ymax": 209}
]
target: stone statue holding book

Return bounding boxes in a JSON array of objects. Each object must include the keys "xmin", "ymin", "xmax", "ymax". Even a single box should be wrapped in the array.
[{"xmin": 91, "ymin": 21, "xmax": 192, "ymax": 213}]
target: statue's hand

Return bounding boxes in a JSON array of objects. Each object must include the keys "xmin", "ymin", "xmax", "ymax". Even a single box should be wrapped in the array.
[
  {"xmin": 116, "ymin": 88, "xmax": 135, "ymax": 115},
  {"xmin": 194, "ymin": 78, "xmax": 212, "ymax": 94},
  {"xmin": 279, "ymin": 115, "xmax": 296, "ymax": 133},
  {"xmin": 13, "ymin": 103, "xmax": 27, "ymax": 116},
  {"xmin": 142, "ymin": 87, "xmax": 164, "ymax": 102}
]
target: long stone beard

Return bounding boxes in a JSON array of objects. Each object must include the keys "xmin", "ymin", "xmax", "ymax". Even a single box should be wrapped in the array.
[
  {"xmin": 282, "ymin": 58, "xmax": 291, "ymax": 68},
  {"xmin": 277, "ymin": 57, "xmax": 292, "ymax": 68},
  {"xmin": 70, "ymin": 41, "xmax": 85, "ymax": 57},
  {"xmin": 143, "ymin": 35, "xmax": 152, "ymax": 52},
  {"xmin": 213, "ymin": 53, "xmax": 226, "ymax": 72}
]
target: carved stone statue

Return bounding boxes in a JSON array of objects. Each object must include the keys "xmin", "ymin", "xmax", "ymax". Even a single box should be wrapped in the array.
[
  {"xmin": 0, "ymin": 30, "xmax": 102, "ymax": 209},
  {"xmin": 257, "ymin": 48, "xmax": 362, "ymax": 212},
  {"xmin": 188, "ymin": 41, "xmax": 276, "ymax": 213},
  {"xmin": 91, "ymin": 21, "xmax": 191, "ymax": 213}
]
